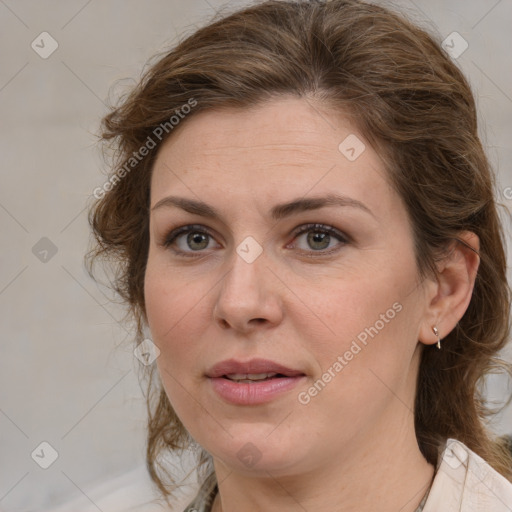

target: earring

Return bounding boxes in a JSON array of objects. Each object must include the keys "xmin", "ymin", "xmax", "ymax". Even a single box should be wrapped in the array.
[{"xmin": 432, "ymin": 326, "xmax": 441, "ymax": 350}]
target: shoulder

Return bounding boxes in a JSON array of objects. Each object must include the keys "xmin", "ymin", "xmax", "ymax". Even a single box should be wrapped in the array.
[
  {"xmin": 424, "ymin": 438, "xmax": 512, "ymax": 512},
  {"xmin": 41, "ymin": 465, "xmax": 198, "ymax": 512}
]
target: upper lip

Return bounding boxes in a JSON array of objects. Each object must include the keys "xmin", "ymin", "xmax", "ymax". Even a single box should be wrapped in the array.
[{"xmin": 206, "ymin": 358, "xmax": 305, "ymax": 378}]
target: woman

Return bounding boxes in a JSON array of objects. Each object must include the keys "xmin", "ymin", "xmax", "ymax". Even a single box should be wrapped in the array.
[{"xmin": 87, "ymin": 0, "xmax": 512, "ymax": 510}]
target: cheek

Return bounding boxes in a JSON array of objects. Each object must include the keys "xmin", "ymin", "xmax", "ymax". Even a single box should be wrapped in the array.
[
  {"xmin": 144, "ymin": 263, "xmax": 198, "ymax": 357},
  {"xmin": 293, "ymin": 284, "xmax": 418, "ymax": 437},
  {"xmin": 144, "ymin": 265, "xmax": 206, "ymax": 412},
  {"xmin": 144, "ymin": 266, "xmax": 171, "ymax": 338},
  {"xmin": 291, "ymin": 264, "xmax": 408, "ymax": 352},
  {"xmin": 293, "ymin": 262, "xmax": 421, "ymax": 400}
]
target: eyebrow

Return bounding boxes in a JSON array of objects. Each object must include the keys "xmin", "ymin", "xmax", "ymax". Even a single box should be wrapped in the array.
[{"xmin": 151, "ymin": 193, "xmax": 374, "ymax": 221}]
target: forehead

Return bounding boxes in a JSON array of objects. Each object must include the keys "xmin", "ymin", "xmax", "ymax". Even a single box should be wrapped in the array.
[{"xmin": 150, "ymin": 96, "xmax": 395, "ymax": 216}]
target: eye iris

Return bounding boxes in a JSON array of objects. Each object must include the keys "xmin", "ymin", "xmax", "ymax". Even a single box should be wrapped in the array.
[
  {"xmin": 307, "ymin": 231, "xmax": 330, "ymax": 250},
  {"xmin": 187, "ymin": 232, "xmax": 209, "ymax": 250}
]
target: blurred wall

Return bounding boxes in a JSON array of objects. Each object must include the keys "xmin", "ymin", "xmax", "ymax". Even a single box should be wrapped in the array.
[{"xmin": 1, "ymin": 0, "xmax": 511, "ymax": 510}]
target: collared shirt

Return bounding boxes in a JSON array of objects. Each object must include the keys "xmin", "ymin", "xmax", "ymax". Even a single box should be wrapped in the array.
[{"xmin": 183, "ymin": 438, "xmax": 512, "ymax": 511}]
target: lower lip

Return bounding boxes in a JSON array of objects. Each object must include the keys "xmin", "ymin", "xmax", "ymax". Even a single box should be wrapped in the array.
[{"xmin": 209, "ymin": 376, "xmax": 305, "ymax": 405}]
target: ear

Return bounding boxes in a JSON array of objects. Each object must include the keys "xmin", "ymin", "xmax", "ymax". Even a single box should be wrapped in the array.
[{"xmin": 418, "ymin": 231, "xmax": 480, "ymax": 347}]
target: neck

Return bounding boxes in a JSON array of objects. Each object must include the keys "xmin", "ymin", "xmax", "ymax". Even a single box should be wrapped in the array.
[{"xmin": 210, "ymin": 412, "xmax": 434, "ymax": 512}]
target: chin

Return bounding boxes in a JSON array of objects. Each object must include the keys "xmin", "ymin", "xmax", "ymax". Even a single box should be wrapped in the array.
[{"xmin": 201, "ymin": 427, "xmax": 306, "ymax": 475}]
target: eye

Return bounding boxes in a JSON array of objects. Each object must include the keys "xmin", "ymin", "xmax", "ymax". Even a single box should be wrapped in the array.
[
  {"xmin": 163, "ymin": 224, "xmax": 219, "ymax": 256},
  {"xmin": 288, "ymin": 223, "xmax": 349, "ymax": 255},
  {"xmin": 162, "ymin": 223, "xmax": 349, "ymax": 258}
]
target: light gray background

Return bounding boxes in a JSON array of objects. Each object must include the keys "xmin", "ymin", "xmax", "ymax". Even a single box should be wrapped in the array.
[{"xmin": 1, "ymin": 1, "xmax": 511, "ymax": 511}]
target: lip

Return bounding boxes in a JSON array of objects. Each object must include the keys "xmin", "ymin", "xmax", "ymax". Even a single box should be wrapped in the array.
[
  {"xmin": 206, "ymin": 358, "xmax": 305, "ymax": 378},
  {"xmin": 209, "ymin": 376, "xmax": 305, "ymax": 405},
  {"xmin": 206, "ymin": 358, "xmax": 306, "ymax": 405}
]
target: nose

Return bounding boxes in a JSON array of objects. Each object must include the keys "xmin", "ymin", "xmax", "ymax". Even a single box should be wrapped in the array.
[{"xmin": 213, "ymin": 246, "xmax": 284, "ymax": 333}]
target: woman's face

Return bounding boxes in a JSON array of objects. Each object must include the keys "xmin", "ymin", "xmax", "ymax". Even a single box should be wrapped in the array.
[{"xmin": 145, "ymin": 96, "xmax": 432, "ymax": 476}]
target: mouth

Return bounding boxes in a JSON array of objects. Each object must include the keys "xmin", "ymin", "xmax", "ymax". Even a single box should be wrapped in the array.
[
  {"xmin": 222, "ymin": 372, "xmax": 290, "ymax": 383},
  {"xmin": 206, "ymin": 358, "xmax": 305, "ymax": 379},
  {"xmin": 206, "ymin": 358, "xmax": 306, "ymax": 405}
]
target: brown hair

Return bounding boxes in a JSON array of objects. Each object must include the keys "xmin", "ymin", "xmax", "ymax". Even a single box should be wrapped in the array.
[{"xmin": 86, "ymin": 0, "xmax": 512, "ymax": 503}]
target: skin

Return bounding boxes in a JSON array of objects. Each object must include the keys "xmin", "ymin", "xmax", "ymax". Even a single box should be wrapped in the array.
[{"xmin": 144, "ymin": 96, "xmax": 480, "ymax": 512}]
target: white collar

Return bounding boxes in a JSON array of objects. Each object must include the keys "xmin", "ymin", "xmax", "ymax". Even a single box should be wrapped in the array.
[{"xmin": 423, "ymin": 438, "xmax": 512, "ymax": 511}]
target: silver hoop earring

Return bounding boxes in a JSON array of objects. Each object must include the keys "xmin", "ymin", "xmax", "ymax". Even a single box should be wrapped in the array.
[{"xmin": 432, "ymin": 326, "xmax": 441, "ymax": 350}]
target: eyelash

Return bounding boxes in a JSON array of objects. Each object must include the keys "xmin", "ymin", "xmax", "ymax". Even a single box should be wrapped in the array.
[{"xmin": 162, "ymin": 223, "xmax": 349, "ymax": 258}]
